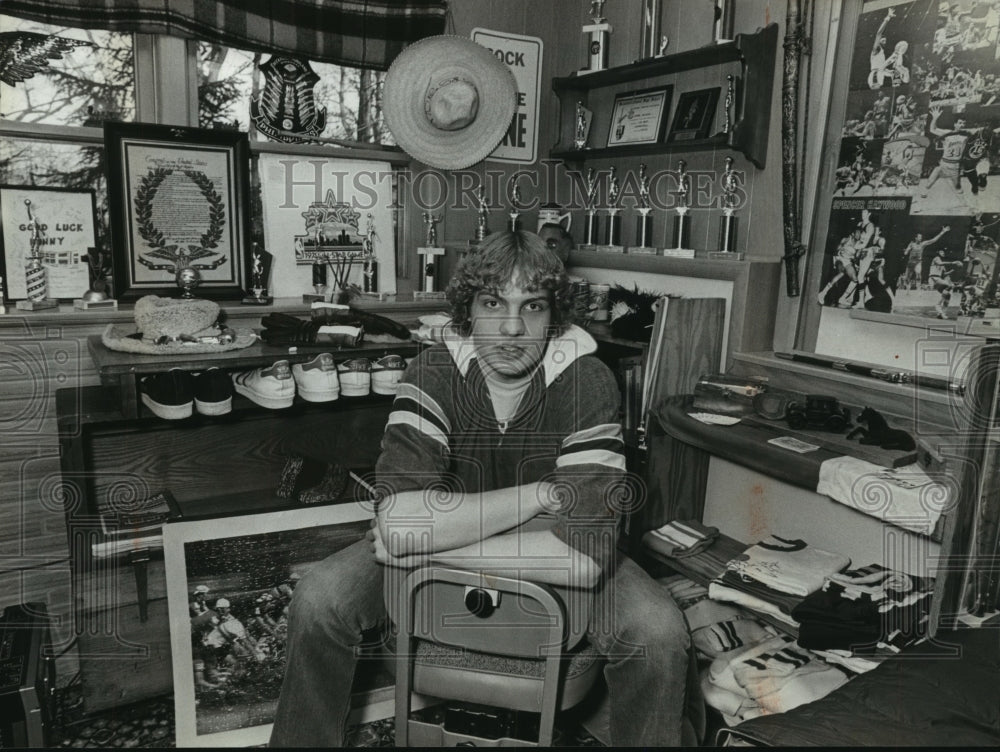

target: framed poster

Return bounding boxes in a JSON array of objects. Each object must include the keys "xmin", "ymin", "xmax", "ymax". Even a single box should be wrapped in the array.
[
  {"xmin": 164, "ymin": 503, "xmax": 386, "ymax": 747},
  {"xmin": 0, "ymin": 185, "xmax": 96, "ymax": 300},
  {"xmin": 607, "ymin": 86, "xmax": 673, "ymax": 147},
  {"xmin": 105, "ymin": 122, "xmax": 251, "ymax": 302},
  {"xmin": 667, "ymin": 87, "xmax": 721, "ymax": 142}
]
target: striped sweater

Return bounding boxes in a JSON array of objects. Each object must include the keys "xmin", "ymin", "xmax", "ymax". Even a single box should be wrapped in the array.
[{"xmin": 374, "ymin": 325, "xmax": 626, "ymax": 572}]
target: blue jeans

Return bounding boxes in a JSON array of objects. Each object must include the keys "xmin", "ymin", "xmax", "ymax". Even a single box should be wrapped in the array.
[{"xmin": 269, "ymin": 540, "xmax": 701, "ymax": 747}]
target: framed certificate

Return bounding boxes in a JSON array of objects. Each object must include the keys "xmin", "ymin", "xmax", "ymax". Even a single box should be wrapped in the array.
[
  {"xmin": 606, "ymin": 86, "xmax": 672, "ymax": 147},
  {"xmin": 105, "ymin": 121, "xmax": 251, "ymax": 302}
]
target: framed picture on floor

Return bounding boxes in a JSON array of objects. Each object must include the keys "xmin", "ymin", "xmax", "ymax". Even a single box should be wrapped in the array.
[{"xmin": 164, "ymin": 502, "xmax": 384, "ymax": 747}]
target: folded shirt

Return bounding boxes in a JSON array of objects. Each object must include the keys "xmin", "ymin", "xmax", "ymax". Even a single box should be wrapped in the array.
[
  {"xmin": 726, "ymin": 535, "xmax": 851, "ymax": 597},
  {"xmin": 644, "ymin": 519, "xmax": 720, "ymax": 558}
]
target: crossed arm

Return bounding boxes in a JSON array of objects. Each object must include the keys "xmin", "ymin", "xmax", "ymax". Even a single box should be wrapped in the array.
[{"xmin": 372, "ymin": 482, "xmax": 602, "ymax": 589}]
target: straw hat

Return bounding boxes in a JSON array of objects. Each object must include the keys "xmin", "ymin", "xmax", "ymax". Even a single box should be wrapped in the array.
[
  {"xmin": 101, "ymin": 295, "xmax": 256, "ymax": 355},
  {"xmin": 383, "ymin": 35, "xmax": 517, "ymax": 170}
]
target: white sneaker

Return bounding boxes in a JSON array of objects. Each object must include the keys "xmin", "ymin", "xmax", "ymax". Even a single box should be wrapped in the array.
[
  {"xmin": 292, "ymin": 353, "xmax": 340, "ymax": 402},
  {"xmin": 232, "ymin": 360, "xmax": 295, "ymax": 409},
  {"xmin": 337, "ymin": 358, "xmax": 372, "ymax": 397},
  {"xmin": 371, "ymin": 354, "xmax": 407, "ymax": 395}
]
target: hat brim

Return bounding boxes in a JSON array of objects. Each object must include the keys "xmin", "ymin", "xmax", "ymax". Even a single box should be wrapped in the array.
[
  {"xmin": 384, "ymin": 35, "xmax": 517, "ymax": 170},
  {"xmin": 101, "ymin": 323, "xmax": 258, "ymax": 355}
]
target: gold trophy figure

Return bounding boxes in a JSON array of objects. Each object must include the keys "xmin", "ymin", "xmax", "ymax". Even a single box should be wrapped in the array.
[
  {"xmin": 717, "ymin": 156, "xmax": 742, "ymax": 256},
  {"xmin": 508, "ymin": 184, "xmax": 523, "ymax": 232},
  {"xmin": 633, "ymin": 163, "xmax": 656, "ymax": 254},
  {"xmin": 581, "ymin": 0, "xmax": 613, "ymax": 73},
  {"xmin": 667, "ymin": 160, "xmax": 693, "ymax": 255},
  {"xmin": 416, "ymin": 212, "xmax": 446, "ymax": 300},
  {"xmin": 601, "ymin": 166, "xmax": 623, "ymax": 251},
  {"xmin": 581, "ymin": 168, "xmax": 600, "ymax": 249},
  {"xmin": 473, "ymin": 185, "xmax": 490, "ymax": 244}
]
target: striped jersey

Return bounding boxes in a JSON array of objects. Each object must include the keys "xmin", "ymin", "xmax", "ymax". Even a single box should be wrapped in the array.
[{"xmin": 374, "ymin": 324, "xmax": 626, "ymax": 572}]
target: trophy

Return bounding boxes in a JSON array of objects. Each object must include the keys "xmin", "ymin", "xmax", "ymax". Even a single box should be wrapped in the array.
[
  {"xmin": 415, "ymin": 212, "xmax": 446, "ymax": 300},
  {"xmin": 713, "ymin": 156, "xmax": 743, "ymax": 258},
  {"xmin": 581, "ymin": 168, "xmax": 600, "ymax": 250},
  {"xmin": 713, "ymin": 0, "xmax": 736, "ymax": 44},
  {"xmin": 581, "ymin": 0, "xmax": 613, "ymax": 74},
  {"xmin": 665, "ymin": 160, "xmax": 694, "ymax": 257},
  {"xmin": 74, "ymin": 246, "xmax": 118, "ymax": 310},
  {"xmin": 306, "ymin": 262, "xmax": 328, "ymax": 303},
  {"xmin": 722, "ymin": 74, "xmax": 735, "ymax": 135},
  {"xmin": 598, "ymin": 166, "xmax": 624, "ymax": 253},
  {"xmin": 472, "ymin": 185, "xmax": 490, "ymax": 246},
  {"xmin": 631, "ymin": 164, "xmax": 658, "ymax": 255},
  {"xmin": 508, "ymin": 183, "xmax": 523, "ymax": 231},
  {"xmin": 638, "ymin": 0, "xmax": 662, "ymax": 60},
  {"xmin": 16, "ymin": 199, "xmax": 58, "ymax": 311},
  {"xmin": 242, "ymin": 242, "xmax": 274, "ymax": 305},
  {"xmin": 574, "ymin": 101, "xmax": 593, "ymax": 150}
]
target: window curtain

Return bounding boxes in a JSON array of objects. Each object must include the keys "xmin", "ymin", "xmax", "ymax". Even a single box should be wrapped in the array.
[{"xmin": 1, "ymin": 0, "xmax": 449, "ymax": 70}]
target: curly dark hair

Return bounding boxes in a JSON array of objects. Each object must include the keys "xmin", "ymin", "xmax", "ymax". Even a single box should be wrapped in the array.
[{"xmin": 445, "ymin": 230, "xmax": 575, "ymax": 336}]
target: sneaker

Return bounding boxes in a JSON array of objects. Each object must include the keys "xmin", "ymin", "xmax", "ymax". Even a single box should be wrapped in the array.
[
  {"xmin": 337, "ymin": 358, "xmax": 372, "ymax": 397},
  {"xmin": 193, "ymin": 367, "xmax": 234, "ymax": 415},
  {"xmin": 292, "ymin": 353, "xmax": 340, "ymax": 402},
  {"xmin": 140, "ymin": 369, "xmax": 194, "ymax": 420},
  {"xmin": 371, "ymin": 354, "xmax": 407, "ymax": 395},
  {"xmin": 232, "ymin": 360, "xmax": 295, "ymax": 409}
]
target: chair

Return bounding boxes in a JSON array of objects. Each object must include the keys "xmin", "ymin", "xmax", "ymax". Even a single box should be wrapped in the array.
[{"xmin": 385, "ymin": 565, "xmax": 604, "ymax": 746}]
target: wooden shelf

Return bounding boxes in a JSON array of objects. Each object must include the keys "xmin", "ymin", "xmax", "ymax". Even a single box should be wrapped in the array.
[
  {"xmin": 552, "ymin": 134, "xmax": 727, "ymax": 162},
  {"xmin": 553, "ymin": 42, "xmax": 746, "ymax": 91},
  {"xmin": 551, "ymin": 24, "xmax": 779, "ymax": 168}
]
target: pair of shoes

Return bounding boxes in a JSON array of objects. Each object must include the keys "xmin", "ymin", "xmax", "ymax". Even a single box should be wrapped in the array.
[
  {"xmin": 232, "ymin": 360, "xmax": 296, "ymax": 409},
  {"xmin": 140, "ymin": 368, "xmax": 233, "ymax": 420},
  {"xmin": 336, "ymin": 354, "xmax": 407, "ymax": 396},
  {"xmin": 292, "ymin": 353, "xmax": 340, "ymax": 402}
]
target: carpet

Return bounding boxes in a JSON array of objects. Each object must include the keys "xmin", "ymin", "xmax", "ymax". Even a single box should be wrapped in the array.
[{"xmin": 49, "ymin": 684, "xmax": 603, "ymax": 747}]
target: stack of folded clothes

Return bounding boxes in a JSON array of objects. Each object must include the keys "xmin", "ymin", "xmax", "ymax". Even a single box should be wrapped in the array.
[
  {"xmin": 792, "ymin": 563, "xmax": 934, "ymax": 657},
  {"xmin": 702, "ymin": 633, "xmax": 853, "ymax": 725},
  {"xmin": 259, "ymin": 303, "xmax": 412, "ymax": 347},
  {"xmin": 708, "ymin": 535, "xmax": 851, "ymax": 626}
]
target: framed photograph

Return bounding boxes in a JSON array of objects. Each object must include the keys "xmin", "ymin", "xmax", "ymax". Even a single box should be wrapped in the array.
[
  {"xmin": 667, "ymin": 87, "xmax": 721, "ymax": 142},
  {"xmin": 606, "ymin": 86, "xmax": 673, "ymax": 147},
  {"xmin": 0, "ymin": 185, "xmax": 97, "ymax": 300},
  {"xmin": 105, "ymin": 122, "xmax": 251, "ymax": 302},
  {"xmin": 164, "ymin": 503, "xmax": 387, "ymax": 747}
]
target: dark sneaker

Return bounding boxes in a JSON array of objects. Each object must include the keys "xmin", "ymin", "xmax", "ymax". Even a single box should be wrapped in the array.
[
  {"xmin": 232, "ymin": 360, "xmax": 295, "ymax": 409},
  {"xmin": 371, "ymin": 354, "xmax": 407, "ymax": 395},
  {"xmin": 140, "ymin": 369, "xmax": 194, "ymax": 420},
  {"xmin": 193, "ymin": 367, "xmax": 234, "ymax": 415},
  {"xmin": 336, "ymin": 358, "xmax": 371, "ymax": 397}
]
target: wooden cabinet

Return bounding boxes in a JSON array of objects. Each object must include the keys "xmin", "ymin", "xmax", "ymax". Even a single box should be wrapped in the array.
[
  {"xmin": 58, "ymin": 336, "xmax": 419, "ymax": 711},
  {"xmin": 551, "ymin": 24, "xmax": 779, "ymax": 168}
]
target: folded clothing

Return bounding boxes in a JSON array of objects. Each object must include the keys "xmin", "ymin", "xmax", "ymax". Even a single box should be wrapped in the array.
[
  {"xmin": 708, "ymin": 572, "xmax": 800, "ymax": 627},
  {"xmin": 727, "ymin": 535, "xmax": 850, "ymax": 597},
  {"xmin": 645, "ymin": 519, "xmax": 720, "ymax": 558}
]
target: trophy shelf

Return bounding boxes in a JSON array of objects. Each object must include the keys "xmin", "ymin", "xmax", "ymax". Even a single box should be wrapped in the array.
[{"xmin": 551, "ymin": 23, "xmax": 778, "ymax": 169}]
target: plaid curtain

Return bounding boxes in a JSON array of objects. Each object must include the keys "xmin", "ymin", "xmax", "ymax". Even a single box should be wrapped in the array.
[{"xmin": 1, "ymin": 0, "xmax": 449, "ymax": 70}]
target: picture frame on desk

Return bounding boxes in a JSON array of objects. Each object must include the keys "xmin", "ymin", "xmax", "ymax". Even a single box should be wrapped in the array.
[
  {"xmin": 667, "ymin": 87, "xmax": 721, "ymax": 142},
  {"xmin": 104, "ymin": 121, "xmax": 252, "ymax": 302},
  {"xmin": 606, "ymin": 86, "xmax": 673, "ymax": 147},
  {"xmin": 0, "ymin": 185, "xmax": 97, "ymax": 300},
  {"xmin": 163, "ymin": 502, "xmax": 379, "ymax": 748}
]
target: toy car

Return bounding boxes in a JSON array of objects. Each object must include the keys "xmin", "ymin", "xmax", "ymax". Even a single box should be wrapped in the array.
[{"xmin": 785, "ymin": 394, "xmax": 851, "ymax": 432}]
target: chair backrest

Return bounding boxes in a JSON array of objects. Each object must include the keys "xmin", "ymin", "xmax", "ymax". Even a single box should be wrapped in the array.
[{"xmin": 384, "ymin": 566, "xmax": 592, "ymax": 657}]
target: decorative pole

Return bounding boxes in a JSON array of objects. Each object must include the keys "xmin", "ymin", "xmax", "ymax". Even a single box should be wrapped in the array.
[{"xmin": 782, "ymin": 0, "xmax": 807, "ymax": 297}]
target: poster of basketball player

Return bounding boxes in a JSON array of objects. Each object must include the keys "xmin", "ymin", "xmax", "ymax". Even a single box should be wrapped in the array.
[
  {"xmin": 816, "ymin": 197, "xmax": 912, "ymax": 313},
  {"xmin": 834, "ymin": 137, "xmax": 885, "ymax": 195},
  {"xmin": 848, "ymin": 0, "xmax": 937, "ymax": 93}
]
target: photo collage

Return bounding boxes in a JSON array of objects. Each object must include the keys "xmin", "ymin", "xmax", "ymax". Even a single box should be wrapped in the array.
[{"xmin": 818, "ymin": 0, "xmax": 1000, "ymax": 320}]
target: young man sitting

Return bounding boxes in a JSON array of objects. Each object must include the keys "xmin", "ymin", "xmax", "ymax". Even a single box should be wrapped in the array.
[{"xmin": 270, "ymin": 230, "xmax": 701, "ymax": 747}]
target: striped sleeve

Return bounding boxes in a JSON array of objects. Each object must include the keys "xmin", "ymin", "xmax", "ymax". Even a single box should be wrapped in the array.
[
  {"xmin": 556, "ymin": 422, "xmax": 626, "ymax": 472},
  {"xmin": 374, "ymin": 354, "xmax": 451, "ymax": 496},
  {"xmin": 549, "ymin": 358, "xmax": 627, "ymax": 576}
]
